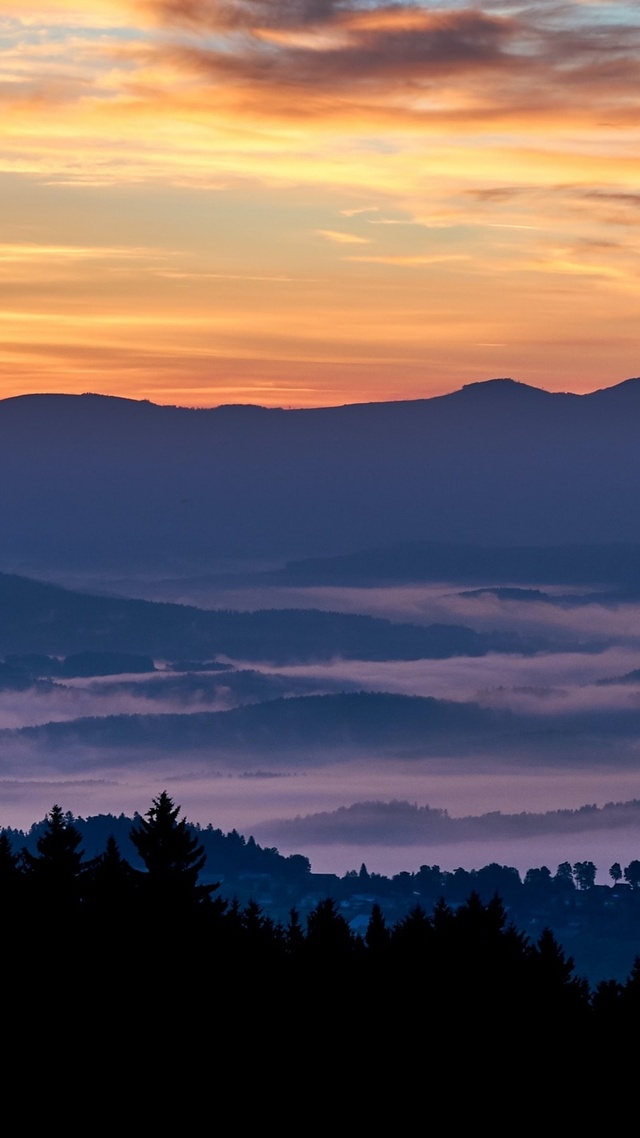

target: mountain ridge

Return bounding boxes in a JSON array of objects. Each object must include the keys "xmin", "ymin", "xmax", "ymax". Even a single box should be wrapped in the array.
[
  {"xmin": 6, "ymin": 688, "xmax": 640, "ymax": 764},
  {"xmin": 0, "ymin": 569, "xmax": 541, "ymax": 662},
  {"xmin": 4, "ymin": 374, "xmax": 640, "ymax": 414},
  {"xmin": 4, "ymin": 375, "xmax": 640, "ymax": 571}
]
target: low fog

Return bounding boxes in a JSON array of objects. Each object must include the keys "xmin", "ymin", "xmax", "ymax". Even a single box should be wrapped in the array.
[
  {"xmin": 82, "ymin": 577, "xmax": 640, "ymax": 650},
  {"xmin": 3, "ymin": 576, "xmax": 640, "ymax": 880},
  {"xmin": 3, "ymin": 758, "xmax": 640, "ymax": 883}
]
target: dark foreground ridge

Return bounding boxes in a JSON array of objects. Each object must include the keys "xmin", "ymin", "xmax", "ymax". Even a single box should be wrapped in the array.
[
  {"xmin": 5, "ymin": 792, "xmax": 640, "ymax": 1113},
  {"xmin": 6, "ymin": 793, "xmax": 640, "ymax": 988}
]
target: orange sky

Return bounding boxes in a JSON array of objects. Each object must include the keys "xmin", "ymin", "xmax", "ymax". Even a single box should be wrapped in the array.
[{"xmin": 1, "ymin": 0, "xmax": 639, "ymax": 407}]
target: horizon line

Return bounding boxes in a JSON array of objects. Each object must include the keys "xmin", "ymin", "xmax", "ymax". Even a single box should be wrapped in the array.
[{"xmin": 2, "ymin": 374, "xmax": 640, "ymax": 414}]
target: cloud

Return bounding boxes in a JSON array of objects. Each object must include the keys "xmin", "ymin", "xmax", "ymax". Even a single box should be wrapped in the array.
[
  {"xmin": 144, "ymin": 0, "xmax": 640, "ymax": 118},
  {"xmin": 0, "ymin": 243, "xmax": 169, "ymax": 263},
  {"xmin": 314, "ymin": 228, "xmax": 370, "ymax": 244},
  {"xmin": 154, "ymin": 0, "xmax": 346, "ymax": 30},
  {"xmin": 339, "ymin": 205, "xmax": 378, "ymax": 217},
  {"xmin": 0, "ymin": 2, "xmax": 135, "ymax": 25},
  {"xmin": 3, "ymin": 0, "xmax": 640, "ymax": 196},
  {"xmin": 585, "ymin": 190, "xmax": 640, "ymax": 208},
  {"xmin": 150, "ymin": 0, "xmax": 519, "ymax": 48},
  {"xmin": 166, "ymin": 7, "xmax": 517, "ymax": 98},
  {"xmin": 344, "ymin": 253, "xmax": 468, "ymax": 265}
]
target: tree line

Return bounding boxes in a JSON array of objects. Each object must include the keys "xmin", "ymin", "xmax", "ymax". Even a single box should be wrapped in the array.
[
  {"xmin": 2, "ymin": 790, "xmax": 640, "ymax": 1028},
  {"xmin": 6, "ymin": 789, "xmax": 640, "ymax": 1116}
]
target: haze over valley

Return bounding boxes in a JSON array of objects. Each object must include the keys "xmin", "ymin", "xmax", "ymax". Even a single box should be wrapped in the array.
[{"xmin": 2, "ymin": 380, "xmax": 640, "ymax": 880}]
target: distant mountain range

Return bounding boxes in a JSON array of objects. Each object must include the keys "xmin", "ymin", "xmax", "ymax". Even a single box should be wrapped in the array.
[
  {"xmin": 7, "ymin": 689, "xmax": 640, "ymax": 766},
  {"xmin": 3, "ymin": 376, "xmax": 640, "ymax": 572},
  {"xmin": 273, "ymin": 542, "xmax": 640, "ymax": 589},
  {"xmin": 5, "ymin": 691, "xmax": 505, "ymax": 759},
  {"xmin": 0, "ymin": 571, "xmax": 563, "ymax": 662},
  {"xmin": 256, "ymin": 797, "xmax": 640, "ymax": 847}
]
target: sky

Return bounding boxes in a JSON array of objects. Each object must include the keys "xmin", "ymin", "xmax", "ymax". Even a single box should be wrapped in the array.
[{"xmin": 2, "ymin": 0, "xmax": 639, "ymax": 408}]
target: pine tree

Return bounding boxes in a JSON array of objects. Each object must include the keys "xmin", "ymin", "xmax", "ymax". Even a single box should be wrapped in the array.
[
  {"xmin": 305, "ymin": 897, "xmax": 355, "ymax": 959},
  {"xmin": 23, "ymin": 804, "xmax": 85, "ymax": 910},
  {"xmin": 0, "ymin": 831, "xmax": 21, "ymax": 887},
  {"xmin": 531, "ymin": 926, "xmax": 589, "ymax": 1019},
  {"xmin": 0, "ymin": 831, "xmax": 24, "ymax": 918},
  {"xmin": 285, "ymin": 907, "xmax": 305, "ymax": 958},
  {"xmin": 130, "ymin": 791, "xmax": 217, "ymax": 909},
  {"xmin": 365, "ymin": 902, "xmax": 390, "ymax": 953},
  {"xmin": 86, "ymin": 834, "xmax": 138, "ymax": 913}
]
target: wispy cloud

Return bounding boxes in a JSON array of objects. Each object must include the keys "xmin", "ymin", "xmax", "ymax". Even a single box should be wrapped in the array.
[
  {"xmin": 340, "ymin": 205, "xmax": 378, "ymax": 217},
  {"xmin": 314, "ymin": 228, "xmax": 370, "ymax": 244},
  {"xmin": 0, "ymin": 242, "xmax": 167, "ymax": 262},
  {"xmin": 345, "ymin": 253, "xmax": 468, "ymax": 265}
]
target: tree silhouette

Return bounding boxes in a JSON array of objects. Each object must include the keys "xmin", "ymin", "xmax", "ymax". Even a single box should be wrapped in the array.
[
  {"xmin": 305, "ymin": 897, "xmax": 355, "ymax": 960},
  {"xmin": 365, "ymin": 902, "xmax": 390, "ymax": 953},
  {"xmin": 393, "ymin": 901, "xmax": 433, "ymax": 957},
  {"xmin": 524, "ymin": 865, "xmax": 553, "ymax": 897},
  {"xmin": 23, "ymin": 804, "xmax": 85, "ymax": 911},
  {"xmin": 555, "ymin": 861, "xmax": 575, "ymax": 892},
  {"xmin": 285, "ymin": 907, "xmax": 305, "ymax": 958},
  {"xmin": 130, "ymin": 791, "xmax": 217, "ymax": 910},
  {"xmin": 573, "ymin": 861, "xmax": 597, "ymax": 891},
  {"xmin": 0, "ymin": 831, "xmax": 24, "ymax": 920},
  {"xmin": 624, "ymin": 860, "xmax": 640, "ymax": 889},
  {"xmin": 609, "ymin": 861, "xmax": 622, "ymax": 887},
  {"xmin": 86, "ymin": 834, "xmax": 138, "ymax": 915},
  {"xmin": 532, "ymin": 926, "xmax": 588, "ymax": 1016},
  {"xmin": 0, "ymin": 831, "xmax": 21, "ymax": 886}
]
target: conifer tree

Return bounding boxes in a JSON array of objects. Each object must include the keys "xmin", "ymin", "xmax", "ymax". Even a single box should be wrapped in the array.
[
  {"xmin": 0, "ymin": 831, "xmax": 21, "ymax": 886},
  {"xmin": 86, "ymin": 834, "xmax": 138, "ymax": 914},
  {"xmin": 365, "ymin": 902, "xmax": 390, "ymax": 953},
  {"xmin": 285, "ymin": 907, "xmax": 305, "ymax": 958},
  {"xmin": 130, "ymin": 791, "xmax": 216, "ymax": 908},
  {"xmin": 306, "ymin": 897, "xmax": 355, "ymax": 958},
  {"xmin": 23, "ymin": 804, "xmax": 85, "ymax": 910},
  {"xmin": 0, "ymin": 831, "xmax": 24, "ymax": 918}
]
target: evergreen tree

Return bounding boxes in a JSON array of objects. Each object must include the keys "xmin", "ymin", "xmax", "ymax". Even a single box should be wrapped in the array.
[
  {"xmin": 241, "ymin": 899, "xmax": 283, "ymax": 961},
  {"xmin": 23, "ymin": 804, "xmax": 85, "ymax": 910},
  {"xmin": 86, "ymin": 834, "xmax": 138, "ymax": 914},
  {"xmin": 130, "ymin": 791, "xmax": 217, "ymax": 909},
  {"xmin": 0, "ymin": 831, "xmax": 21, "ymax": 887},
  {"xmin": 306, "ymin": 897, "xmax": 355, "ymax": 959},
  {"xmin": 365, "ymin": 902, "xmax": 390, "ymax": 953},
  {"xmin": 393, "ymin": 901, "xmax": 433, "ymax": 956},
  {"xmin": 531, "ymin": 926, "xmax": 589, "ymax": 1020},
  {"xmin": 285, "ymin": 907, "xmax": 305, "ymax": 958},
  {"xmin": 0, "ymin": 830, "xmax": 25, "ymax": 920}
]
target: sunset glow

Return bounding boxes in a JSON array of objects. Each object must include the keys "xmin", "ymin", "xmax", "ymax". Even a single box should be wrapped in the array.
[{"xmin": 2, "ymin": 0, "xmax": 639, "ymax": 406}]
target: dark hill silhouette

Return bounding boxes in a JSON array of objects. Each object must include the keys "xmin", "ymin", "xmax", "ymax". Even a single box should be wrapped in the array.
[
  {"xmin": 3, "ymin": 377, "xmax": 640, "ymax": 571},
  {"xmin": 274, "ymin": 541, "xmax": 640, "ymax": 587},
  {"xmin": 596, "ymin": 669, "xmax": 640, "ymax": 686},
  {"xmin": 258, "ymin": 796, "xmax": 640, "ymax": 846},
  {"xmin": 9, "ymin": 691, "xmax": 508, "ymax": 757},
  {"xmin": 9, "ymin": 688, "xmax": 640, "ymax": 762},
  {"xmin": 0, "ymin": 570, "xmax": 549, "ymax": 662}
]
